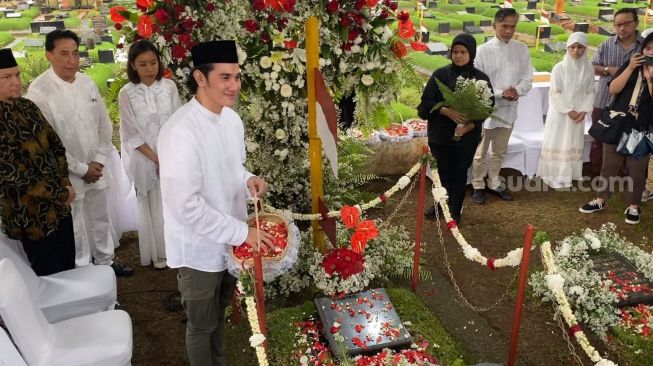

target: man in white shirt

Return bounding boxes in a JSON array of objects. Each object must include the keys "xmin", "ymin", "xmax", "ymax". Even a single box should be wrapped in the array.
[
  {"xmin": 158, "ymin": 40, "xmax": 272, "ymax": 366},
  {"xmin": 471, "ymin": 8, "xmax": 533, "ymax": 204},
  {"xmin": 25, "ymin": 30, "xmax": 133, "ymax": 276}
]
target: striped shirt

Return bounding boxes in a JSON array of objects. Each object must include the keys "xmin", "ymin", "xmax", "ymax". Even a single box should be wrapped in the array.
[{"xmin": 592, "ymin": 34, "xmax": 643, "ymax": 108}]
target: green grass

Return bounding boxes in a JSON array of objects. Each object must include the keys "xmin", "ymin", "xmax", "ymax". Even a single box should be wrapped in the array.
[
  {"xmin": 0, "ymin": 7, "xmax": 40, "ymax": 31},
  {"xmin": 389, "ymin": 101, "xmax": 419, "ymax": 122},
  {"xmin": 610, "ymin": 327, "xmax": 653, "ymax": 366},
  {"xmin": 530, "ymin": 48, "xmax": 564, "ymax": 72},
  {"xmin": 83, "ymin": 63, "xmax": 123, "ymax": 96},
  {"xmin": 80, "ymin": 42, "xmax": 118, "ymax": 63},
  {"xmin": 553, "ymin": 32, "xmax": 610, "ymax": 47},
  {"xmin": 62, "ymin": 10, "xmax": 83, "ymax": 28},
  {"xmin": 266, "ymin": 288, "xmax": 467, "ymax": 366},
  {"xmin": 0, "ymin": 32, "xmax": 14, "ymax": 47},
  {"xmin": 408, "ymin": 52, "xmax": 450, "ymax": 72}
]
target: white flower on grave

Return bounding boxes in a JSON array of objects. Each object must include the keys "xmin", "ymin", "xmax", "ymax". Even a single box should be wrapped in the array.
[
  {"xmin": 249, "ymin": 333, "xmax": 266, "ymax": 347},
  {"xmin": 299, "ymin": 355, "xmax": 309, "ymax": 366},
  {"xmin": 339, "ymin": 62, "xmax": 348, "ymax": 73},
  {"xmin": 246, "ymin": 141, "xmax": 259, "ymax": 152},
  {"xmin": 463, "ymin": 245, "xmax": 481, "ymax": 261},
  {"xmin": 280, "ymin": 84, "xmax": 293, "ymax": 98},
  {"xmin": 584, "ymin": 232, "xmax": 601, "ymax": 250},
  {"xmin": 270, "ymin": 71, "xmax": 279, "ymax": 80},
  {"xmin": 398, "ymin": 175, "xmax": 410, "ymax": 189},
  {"xmin": 546, "ymin": 273, "xmax": 565, "ymax": 292},
  {"xmin": 319, "ymin": 58, "xmax": 326, "ymax": 67},
  {"xmin": 272, "ymin": 63, "xmax": 282, "ymax": 72},
  {"xmin": 237, "ymin": 46, "xmax": 247, "ymax": 65},
  {"xmin": 259, "ymin": 56, "xmax": 272, "ymax": 69},
  {"xmin": 350, "ymin": 45, "xmax": 361, "ymax": 53},
  {"xmin": 361, "ymin": 74, "xmax": 375, "ymax": 86},
  {"xmin": 595, "ymin": 359, "xmax": 617, "ymax": 366},
  {"xmin": 569, "ymin": 285, "xmax": 585, "ymax": 297},
  {"xmin": 275, "ymin": 129, "xmax": 287, "ymax": 140},
  {"xmin": 432, "ymin": 186, "xmax": 448, "ymax": 203}
]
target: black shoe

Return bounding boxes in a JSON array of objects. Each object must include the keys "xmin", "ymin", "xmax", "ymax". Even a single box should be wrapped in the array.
[
  {"xmin": 488, "ymin": 187, "xmax": 513, "ymax": 201},
  {"xmin": 625, "ymin": 206, "xmax": 640, "ymax": 225},
  {"xmin": 424, "ymin": 205, "xmax": 436, "ymax": 219},
  {"xmin": 111, "ymin": 261, "xmax": 134, "ymax": 277},
  {"xmin": 472, "ymin": 189, "xmax": 486, "ymax": 204},
  {"xmin": 579, "ymin": 199, "xmax": 605, "ymax": 214}
]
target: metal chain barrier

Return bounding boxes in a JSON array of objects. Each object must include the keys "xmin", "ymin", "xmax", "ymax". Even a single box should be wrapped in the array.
[
  {"xmin": 435, "ymin": 208, "xmax": 519, "ymax": 312},
  {"xmin": 378, "ymin": 174, "xmax": 418, "ymax": 230},
  {"xmin": 553, "ymin": 305, "xmax": 586, "ymax": 366}
]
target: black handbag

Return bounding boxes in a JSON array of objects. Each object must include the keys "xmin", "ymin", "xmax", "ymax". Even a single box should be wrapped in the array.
[{"xmin": 589, "ymin": 71, "xmax": 643, "ymax": 145}]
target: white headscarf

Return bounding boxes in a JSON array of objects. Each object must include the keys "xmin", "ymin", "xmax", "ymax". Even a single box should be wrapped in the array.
[
  {"xmin": 642, "ymin": 28, "xmax": 653, "ymax": 38},
  {"xmin": 561, "ymin": 32, "xmax": 594, "ymax": 104}
]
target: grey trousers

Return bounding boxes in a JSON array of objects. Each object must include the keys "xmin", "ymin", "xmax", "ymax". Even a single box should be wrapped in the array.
[
  {"xmin": 597, "ymin": 143, "xmax": 650, "ymax": 206},
  {"xmin": 177, "ymin": 267, "xmax": 237, "ymax": 366}
]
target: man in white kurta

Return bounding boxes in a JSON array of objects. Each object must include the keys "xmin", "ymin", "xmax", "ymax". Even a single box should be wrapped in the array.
[
  {"xmin": 158, "ymin": 40, "xmax": 271, "ymax": 366},
  {"xmin": 471, "ymin": 8, "xmax": 532, "ymax": 203},
  {"xmin": 25, "ymin": 30, "xmax": 133, "ymax": 276}
]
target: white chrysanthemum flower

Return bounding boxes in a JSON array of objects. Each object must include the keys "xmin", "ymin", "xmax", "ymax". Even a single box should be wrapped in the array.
[
  {"xmin": 275, "ymin": 129, "xmax": 287, "ymax": 140},
  {"xmin": 245, "ymin": 141, "xmax": 259, "ymax": 152},
  {"xmin": 594, "ymin": 359, "xmax": 617, "ymax": 366},
  {"xmin": 259, "ymin": 56, "xmax": 272, "ymax": 69},
  {"xmin": 270, "ymin": 71, "xmax": 279, "ymax": 80},
  {"xmin": 361, "ymin": 74, "xmax": 374, "ymax": 86},
  {"xmin": 350, "ymin": 45, "xmax": 361, "ymax": 53},
  {"xmin": 584, "ymin": 233, "xmax": 601, "ymax": 250},
  {"xmin": 272, "ymin": 63, "xmax": 282, "ymax": 72},
  {"xmin": 397, "ymin": 176, "xmax": 410, "ymax": 189},
  {"xmin": 546, "ymin": 274, "xmax": 565, "ymax": 292},
  {"xmin": 280, "ymin": 84, "xmax": 293, "ymax": 98},
  {"xmin": 249, "ymin": 333, "xmax": 266, "ymax": 347}
]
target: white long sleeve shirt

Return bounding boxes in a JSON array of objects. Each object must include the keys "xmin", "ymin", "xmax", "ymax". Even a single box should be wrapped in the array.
[
  {"xmin": 25, "ymin": 68, "xmax": 113, "ymax": 193},
  {"xmin": 475, "ymin": 37, "xmax": 533, "ymax": 129},
  {"xmin": 119, "ymin": 79, "xmax": 181, "ymax": 194},
  {"xmin": 157, "ymin": 98, "xmax": 254, "ymax": 272}
]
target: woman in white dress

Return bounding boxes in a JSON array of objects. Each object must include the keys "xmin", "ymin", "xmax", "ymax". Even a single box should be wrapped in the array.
[
  {"xmin": 119, "ymin": 40, "xmax": 182, "ymax": 268},
  {"xmin": 537, "ymin": 32, "xmax": 595, "ymax": 189}
]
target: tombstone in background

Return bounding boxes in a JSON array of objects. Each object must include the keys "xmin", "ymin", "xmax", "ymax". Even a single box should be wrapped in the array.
[
  {"xmin": 16, "ymin": 4, "xmax": 29, "ymax": 10},
  {"xmin": 622, "ymin": 0, "xmax": 635, "ymax": 3},
  {"xmin": 424, "ymin": 12, "xmax": 436, "ymax": 19},
  {"xmin": 85, "ymin": 37, "xmax": 95, "ymax": 50},
  {"xmin": 464, "ymin": 24, "xmax": 484, "ymax": 34},
  {"xmin": 39, "ymin": 6, "xmax": 48, "ymax": 13},
  {"xmin": 418, "ymin": 27, "xmax": 430, "ymax": 43},
  {"xmin": 6, "ymin": 12, "xmax": 22, "ymax": 18},
  {"xmin": 592, "ymin": 253, "xmax": 653, "ymax": 308},
  {"xmin": 600, "ymin": 14, "xmax": 614, "ymax": 21},
  {"xmin": 24, "ymin": 38, "xmax": 44, "ymax": 48},
  {"xmin": 438, "ymin": 22, "xmax": 450, "ymax": 33},
  {"xmin": 527, "ymin": 0, "xmax": 538, "ymax": 9},
  {"xmin": 31, "ymin": 20, "xmax": 65, "ymax": 33},
  {"xmin": 599, "ymin": 26, "xmax": 616, "ymax": 36},
  {"xmin": 574, "ymin": 22, "xmax": 589, "ymax": 33},
  {"xmin": 100, "ymin": 35, "xmax": 113, "ymax": 43},
  {"xmin": 79, "ymin": 50, "xmax": 89, "ymax": 58},
  {"xmin": 537, "ymin": 25, "xmax": 551, "ymax": 39},
  {"xmin": 599, "ymin": 8, "xmax": 614, "ymax": 16},
  {"xmin": 551, "ymin": 12, "xmax": 570, "ymax": 21},
  {"xmin": 466, "ymin": 6, "xmax": 475, "ymax": 13},
  {"xmin": 598, "ymin": 1, "xmax": 611, "ymax": 5},
  {"xmin": 522, "ymin": 12, "xmax": 535, "ymax": 21},
  {"xmin": 463, "ymin": 20, "xmax": 475, "ymax": 29},
  {"xmin": 426, "ymin": 42, "xmax": 448, "ymax": 56},
  {"xmin": 427, "ymin": 0, "xmax": 437, "ymax": 8},
  {"xmin": 38, "ymin": 26, "xmax": 57, "ymax": 34},
  {"xmin": 544, "ymin": 41, "xmax": 566, "ymax": 53},
  {"xmin": 480, "ymin": 19, "xmax": 491, "ymax": 27},
  {"xmin": 98, "ymin": 49, "xmax": 115, "ymax": 63},
  {"xmin": 2, "ymin": 9, "xmax": 15, "ymax": 16},
  {"xmin": 449, "ymin": 0, "xmax": 461, "ymax": 4}
]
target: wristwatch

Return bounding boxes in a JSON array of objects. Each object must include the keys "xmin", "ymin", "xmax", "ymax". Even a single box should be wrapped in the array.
[{"xmin": 603, "ymin": 66, "xmax": 609, "ymax": 76}]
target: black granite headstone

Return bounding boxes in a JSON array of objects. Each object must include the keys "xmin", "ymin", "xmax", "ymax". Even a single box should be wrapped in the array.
[
  {"xmin": 592, "ymin": 253, "xmax": 653, "ymax": 308},
  {"xmin": 463, "ymin": 21, "xmax": 475, "ymax": 28},
  {"xmin": 464, "ymin": 25, "xmax": 483, "ymax": 34},
  {"xmin": 101, "ymin": 35, "xmax": 113, "ymax": 43},
  {"xmin": 438, "ymin": 22, "xmax": 450, "ymax": 33},
  {"xmin": 315, "ymin": 288, "xmax": 412, "ymax": 357},
  {"xmin": 600, "ymin": 14, "xmax": 614, "ymax": 22},
  {"xmin": 449, "ymin": 0, "xmax": 461, "ymax": 4},
  {"xmin": 599, "ymin": 26, "xmax": 615, "ymax": 36},
  {"xmin": 466, "ymin": 6, "xmax": 475, "ymax": 13},
  {"xmin": 574, "ymin": 22, "xmax": 589, "ymax": 33},
  {"xmin": 427, "ymin": 0, "xmax": 437, "ymax": 8},
  {"xmin": 522, "ymin": 12, "xmax": 535, "ymax": 21},
  {"xmin": 79, "ymin": 50, "xmax": 89, "ymax": 58},
  {"xmin": 424, "ymin": 12, "xmax": 436, "ymax": 19},
  {"xmin": 537, "ymin": 25, "xmax": 551, "ymax": 39},
  {"xmin": 418, "ymin": 30, "xmax": 430, "ymax": 43},
  {"xmin": 551, "ymin": 12, "xmax": 570, "ymax": 21},
  {"xmin": 527, "ymin": 0, "xmax": 538, "ymax": 9},
  {"xmin": 426, "ymin": 42, "xmax": 448, "ymax": 56},
  {"xmin": 599, "ymin": 8, "xmax": 614, "ymax": 16},
  {"xmin": 98, "ymin": 49, "xmax": 114, "ymax": 63},
  {"xmin": 480, "ymin": 20, "xmax": 491, "ymax": 27},
  {"xmin": 30, "ymin": 20, "xmax": 65, "ymax": 33},
  {"xmin": 622, "ymin": 0, "xmax": 635, "ymax": 3},
  {"xmin": 544, "ymin": 41, "xmax": 565, "ymax": 53}
]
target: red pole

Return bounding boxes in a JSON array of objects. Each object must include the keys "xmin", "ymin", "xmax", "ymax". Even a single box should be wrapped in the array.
[
  {"xmin": 507, "ymin": 224, "xmax": 534, "ymax": 366},
  {"xmin": 253, "ymin": 252, "xmax": 268, "ymax": 350},
  {"xmin": 412, "ymin": 162, "xmax": 427, "ymax": 292}
]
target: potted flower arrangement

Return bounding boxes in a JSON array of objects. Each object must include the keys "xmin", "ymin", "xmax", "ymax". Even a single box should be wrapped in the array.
[{"xmin": 309, "ymin": 205, "xmax": 379, "ymax": 297}]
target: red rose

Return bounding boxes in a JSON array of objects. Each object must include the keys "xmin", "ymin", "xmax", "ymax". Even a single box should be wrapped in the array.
[
  {"xmin": 137, "ymin": 14, "xmax": 154, "ymax": 38},
  {"xmin": 327, "ymin": 0, "xmax": 339, "ymax": 14},
  {"xmin": 339, "ymin": 14, "xmax": 351, "ymax": 27},
  {"xmin": 397, "ymin": 10, "xmax": 409, "ymax": 22},
  {"xmin": 196, "ymin": 19, "xmax": 204, "ymax": 28},
  {"xmin": 116, "ymin": 43, "xmax": 124, "ymax": 49},
  {"xmin": 389, "ymin": 1, "xmax": 398, "ymax": 10},
  {"xmin": 282, "ymin": 0, "xmax": 296, "ymax": 12},
  {"xmin": 261, "ymin": 32, "xmax": 270, "ymax": 43},
  {"xmin": 366, "ymin": 0, "xmax": 379, "ymax": 6},
  {"xmin": 177, "ymin": 33, "xmax": 192, "ymax": 46},
  {"xmin": 277, "ymin": 17, "xmax": 288, "ymax": 30},
  {"xmin": 206, "ymin": 2, "xmax": 216, "ymax": 12},
  {"xmin": 243, "ymin": 19, "xmax": 259, "ymax": 33},
  {"xmin": 252, "ymin": 0, "xmax": 266, "ymax": 11},
  {"xmin": 355, "ymin": 0, "xmax": 366, "ymax": 11},
  {"xmin": 114, "ymin": 22, "xmax": 123, "ymax": 30},
  {"xmin": 154, "ymin": 9, "xmax": 170, "ymax": 24},
  {"xmin": 109, "ymin": 6, "xmax": 127, "ymax": 23},
  {"xmin": 163, "ymin": 32, "xmax": 173, "ymax": 42},
  {"xmin": 378, "ymin": 9, "xmax": 388, "ymax": 19},
  {"xmin": 171, "ymin": 44, "xmax": 187, "ymax": 60},
  {"xmin": 182, "ymin": 18, "xmax": 195, "ymax": 30},
  {"xmin": 342, "ymin": 43, "xmax": 352, "ymax": 51},
  {"xmin": 173, "ymin": 4, "xmax": 184, "ymax": 16}
]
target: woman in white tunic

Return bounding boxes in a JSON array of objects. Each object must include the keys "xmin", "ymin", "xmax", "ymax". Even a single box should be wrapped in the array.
[
  {"xmin": 537, "ymin": 32, "xmax": 595, "ymax": 189},
  {"xmin": 119, "ymin": 40, "xmax": 182, "ymax": 268}
]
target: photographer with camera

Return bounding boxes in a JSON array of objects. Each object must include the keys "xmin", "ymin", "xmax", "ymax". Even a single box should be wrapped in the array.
[{"xmin": 580, "ymin": 32, "xmax": 653, "ymax": 225}]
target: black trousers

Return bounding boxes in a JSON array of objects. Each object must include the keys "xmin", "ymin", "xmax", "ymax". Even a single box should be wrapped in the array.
[
  {"xmin": 430, "ymin": 142, "xmax": 478, "ymax": 221},
  {"xmin": 22, "ymin": 214, "xmax": 76, "ymax": 276}
]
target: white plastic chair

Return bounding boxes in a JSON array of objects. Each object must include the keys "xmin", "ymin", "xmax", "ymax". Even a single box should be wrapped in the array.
[
  {"xmin": 0, "ymin": 258, "xmax": 133, "ymax": 366},
  {"xmin": 0, "ymin": 240, "xmax": 117, "ymax": 323},
  {"xmin": 0, "ymin": 326, "xmax": 28, "ymax": 366}
]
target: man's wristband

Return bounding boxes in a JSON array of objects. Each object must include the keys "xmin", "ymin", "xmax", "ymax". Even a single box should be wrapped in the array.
[{"xmin": 603, "ymin": 66, "xmax": 609, "ymax": 76}]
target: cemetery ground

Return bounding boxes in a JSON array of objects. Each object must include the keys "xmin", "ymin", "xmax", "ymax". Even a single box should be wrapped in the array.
[{"xmin": 113, "ymin": 168, "xmax": 653, "ymax": 366}]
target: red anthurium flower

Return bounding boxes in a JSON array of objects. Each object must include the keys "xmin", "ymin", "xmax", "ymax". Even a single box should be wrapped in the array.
[
  {"xmin": 398, "ymin": 22, "xmax": 415, "ymax": 39},
  {"xmin": 350, "ymin": 231, "xmax": 367, "ymax": 254},
  {"xmin": 392, "ymin": 41, "xmax": 407, "ymax": 58},
  {"xmin": 340, "ymin": 205, "xmax": 360, "ymax": 228},
  {"xmin": 154, "ymin": 9, "xmax": 170, "ymax": 24},
  {"xmin": 163, "ymin": 68, "xmax": 173, "ymax": 79},
  {"xmin": 410, "ymin": 40, "xmax": 428, "ymax": 51},
  {"xmin": 137, "ymin": 14, "xmax": 154, "ymax": 38},
  {"xmin": 109, "ymin": 6, "xmax": 127, "ymax": 23},
  {"xmin": 136, "ymin": 0, "xmax": 154, "ymax": 10},
  {"xmin": 355, "ymin": 220, "xmax": 378, "ymax": 241},
  {"xmin": 243, "ymin": 19, "xmax": 259, "ymax": 33},
  {"xmin": 283, "ymin": 39, "xmax": 298, "ymax": 49},
  {"xmin": 265, "ymin": 0, "xmax": 291, "ymax": 11},
  {"xmin": 366, "ymin": 0, "xmax": 379, "ymax": 6}
]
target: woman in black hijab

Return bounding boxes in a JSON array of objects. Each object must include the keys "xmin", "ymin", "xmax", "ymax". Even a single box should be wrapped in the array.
[{"xmin": 418, "ymin": 33, "xmax": 494, "ymax": 224}]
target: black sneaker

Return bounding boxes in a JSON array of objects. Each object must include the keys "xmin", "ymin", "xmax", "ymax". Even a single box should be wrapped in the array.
[
  {"xmin": 472, "ymin": 189, "xmax": 486, "ymax": 204},
  {"xmin": 111, "ymin": 261, "xmax": 134, "ymax": 277},
  {"xmin": 625, "ymin": 206, "xmax": 640, "ymax": 225},
  {"xmin": 579, "ymin": 199, "xmax": 605, "ymax": 214},
  {"xmin": 488, "ymin": 187, "xmax": 513, "ymax": 201}
]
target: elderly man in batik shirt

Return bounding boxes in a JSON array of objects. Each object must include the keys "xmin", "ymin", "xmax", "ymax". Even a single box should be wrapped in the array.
[{"xmin": 0, "ymin": 48, "xmax": 76, "ymax": 276}]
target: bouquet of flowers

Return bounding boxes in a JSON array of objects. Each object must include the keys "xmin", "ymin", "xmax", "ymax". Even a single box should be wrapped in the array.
[
  {"xmin": 309, "ymin": 205, "xmax": 379, "ymax": 296},
  {"xmin": 431, "ymin": 76, "xmax": 496, "ymax": 141}
]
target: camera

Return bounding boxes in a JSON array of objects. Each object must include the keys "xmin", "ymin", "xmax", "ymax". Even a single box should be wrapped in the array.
[{"xmin": 645, "ymin": 55, "xmax": 653, "ymax": 65}]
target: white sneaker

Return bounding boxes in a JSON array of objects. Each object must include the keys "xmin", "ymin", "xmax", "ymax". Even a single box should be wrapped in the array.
[{"xmin": 642, "ymin": 189, "xmax": 653, "ymax": 202}]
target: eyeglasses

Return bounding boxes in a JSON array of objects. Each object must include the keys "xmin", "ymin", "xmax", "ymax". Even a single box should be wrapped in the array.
[{"xmin": 614, "ymin": 20, "xmax": 636, "ymax": 28}]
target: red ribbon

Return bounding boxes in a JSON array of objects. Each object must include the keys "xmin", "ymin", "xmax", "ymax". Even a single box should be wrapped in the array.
[
  {"xmin": 379, "ymin": 194, "xmax": 387, "ymax": 203},
  {"xmin": 446, "ymin": 220, "xmax": 458, "ymax": 229},
  {"xmin": 486, "ymin": 257, "xmax": 496, "ymax": 271},
  {"xmin": 320, "ymin": 212, "xmax": 327, "ymax": 221},
  {"xmin": 568, "ymin": 324, "xmax": 582, "ymax": 337}
]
